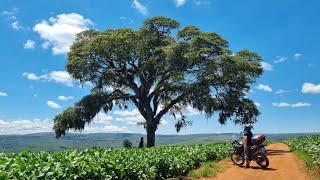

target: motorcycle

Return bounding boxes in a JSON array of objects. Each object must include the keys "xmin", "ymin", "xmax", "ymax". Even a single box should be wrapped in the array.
[{"xmin": 230, "ymin": 134, "xmax": 269, "ymax": 169}]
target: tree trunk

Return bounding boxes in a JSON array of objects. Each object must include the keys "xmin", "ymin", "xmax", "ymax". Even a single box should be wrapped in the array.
[{"xmin": 147, "ymin": 127, "xmax": 156, "ymax": 147}]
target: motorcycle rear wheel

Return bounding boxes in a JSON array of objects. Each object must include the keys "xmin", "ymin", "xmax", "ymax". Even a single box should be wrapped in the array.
[
  {"xmin": 230, "ymin": 152, "xmax": 245, "ymax": 166},
  {"xmin": 255, "ymin": 153, "xmax": 269, "ymax": 169}
]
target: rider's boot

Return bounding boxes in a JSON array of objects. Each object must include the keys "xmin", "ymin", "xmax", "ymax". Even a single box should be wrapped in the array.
[{"xmin": 245, "ymin": 160, "xmax": 250, "ymax": 168}]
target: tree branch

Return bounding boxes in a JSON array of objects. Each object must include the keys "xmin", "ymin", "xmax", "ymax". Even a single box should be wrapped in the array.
[{"xmin": 155, "ymin": 94, "xmax": 185, "ymax": 121}]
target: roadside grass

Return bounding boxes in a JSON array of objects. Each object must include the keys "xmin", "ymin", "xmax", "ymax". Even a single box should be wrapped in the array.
[
  {"xmin": 263, "ymin": 140, "xmax": 279, "ymax": 146},
  {"xmin": 292, "ymin": 149, "xmax": 320, "ymax": 180},
  {"xmin": 187, "ymin": 160, "xmax": 232, "ymax": 179}
]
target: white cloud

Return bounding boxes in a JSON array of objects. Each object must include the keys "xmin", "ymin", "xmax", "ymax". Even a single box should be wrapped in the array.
[
  {"xmin": 47, "ymin": 100, "xmax": 61, "ymax": 109},
  {"xmin": 11, "ymin": 21, "xmax": 23, "ymax": 30},
  {"xmin": 175, "ymin": 0, "xmax": 186, "ymax": 7},
  {"xmin": 82, "ymin": 112, "xmax": 129, "ymax": 133},
  {"xmin": 58, "ymin": 96, "xmax": 74, "ymax": 101},
  {"xmin": 294, "ymin": 53, "xmax": 302, "ymax": 60},
  {"xmin": 254, "ymin": 102, "xmax": 261, "ymax": 107},
  {"xmin": 92, "ymin": 112, "xmax": 113, "ymax": 124},
  {"xmin": 23, "ymin": 71, "xmax": 74, "ymax": 87},
  {"xmin": 2, "ymin": 8, "xmax": 22, "ymax": 30},
  {"xmin": 274, "ymin": 56, "xmax": 287, "ymax": 64},
  {"xmin": 33, "ymin": 13, "xmax": 93, "ymax": 55},
  {"xmin": 292, "ymin": 102, "xmax": 311, "ymax": 108},
  {"xmin": 256, "ymin": 84, "xmax": 272, "ymax": 92},
  {"xmin": 2, "ymin": 8, "xmax": 18, "ymax": 16},
  {"xmin": 23, "ymin": 40, "xmax": 35, "ymax": 49},
  {"xmin": 272, "ymin": 102, "xmax": 311, "ymax": 108},
  {"xmin": 82, "ymin": 125, "xmax": 129, "ymax": 133},
  {"xmin": 114, "ymin": 109, "xmax": 144, "ymax": 125},
  {"xmin": 272, "ymin": 102, "xmax": 291, "ymax": 107},
  {"xmin": 260, "ymin": 62, "xmax": 273, "ymax": 71},
  {"xmin": 160, "ymin": 120, "xmax": 168, "ymax": 125},
  {"xmin": 23, "ymin": 72, "xmax": 46, "ymax": 80},
  {"xmin": 0, "ymin": 117, "xmax": 128, "ymax": 135},
  {"xmin": 0, "ymin": 91, "xmax": 8, "ymax": 97},
  {"xmin": 49, "ymin": 71, "xmax": 73, "ymax": 87},
  {"xmin": 302, "ymin": 83, "xmax": 320, "ymax": 94},
  {"xmin": 41, "ymin": 41, "xmax": 50, "ymax": 49},
  {"xmin": 0, "ymin": 118, "xmax": 52, "ymax": 135},
  {"xmin": 132, "ymin": 0, "xmax": 148, "ymax": 16},
  {"xmin": 182, "ymin": 105, "xmax": 201, "ymax": 116},
  {"xmin": 194, "ymin": 0, "xmax": 211, "ymax": 6},
  {"xmin": 275, "ymin": 89, "xmax": 286, "ymax": 94}
]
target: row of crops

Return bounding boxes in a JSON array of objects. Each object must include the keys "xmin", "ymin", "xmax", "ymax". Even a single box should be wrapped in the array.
[
  {"xmin": 0, "ymin": 142, "xmax": 232, "ymax": 179},
  {"xmin": 284, "ymin": 135, "xmax": 320, "ymax": 167}
]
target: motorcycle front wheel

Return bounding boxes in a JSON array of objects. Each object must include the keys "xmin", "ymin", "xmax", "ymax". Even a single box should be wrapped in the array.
[
  {"xmin": 230, "ymin": 152, "xmax": 245, "ymax": 166},
  {"xmin": 255, "ymin": 153, "xmax": 269, "ymax": 169}
]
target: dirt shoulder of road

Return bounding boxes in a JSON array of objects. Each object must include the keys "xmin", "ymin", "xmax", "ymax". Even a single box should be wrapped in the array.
[{"xmin": 188, "ymin": 143, "xmax": 310, "ymax": 180}]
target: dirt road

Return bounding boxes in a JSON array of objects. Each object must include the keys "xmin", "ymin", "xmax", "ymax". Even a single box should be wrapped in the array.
[{"xmin": 209, "ymin": 143, "xmax": 308, "ymax": 180}]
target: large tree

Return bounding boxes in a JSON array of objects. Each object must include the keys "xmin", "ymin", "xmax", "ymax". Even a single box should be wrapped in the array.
[{"xmin": 53, "ymin": 17, "xmax": 263, "ymax": 147}]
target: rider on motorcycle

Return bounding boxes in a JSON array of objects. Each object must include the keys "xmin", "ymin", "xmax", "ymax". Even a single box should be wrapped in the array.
[{"xmin": 243, "ymin": 124, "xmax": 253, "ymax": 168}]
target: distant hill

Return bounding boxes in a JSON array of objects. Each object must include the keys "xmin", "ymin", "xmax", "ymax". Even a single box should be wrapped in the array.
[{"xmin": 0, "ymin": 132, "xmax": 318, "ymax": 152}]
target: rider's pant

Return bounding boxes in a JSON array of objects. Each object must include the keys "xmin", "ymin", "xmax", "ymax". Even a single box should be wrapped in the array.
[{"xmin": 244, "ymin": 145, "xmax": 251, "ymax": 160}]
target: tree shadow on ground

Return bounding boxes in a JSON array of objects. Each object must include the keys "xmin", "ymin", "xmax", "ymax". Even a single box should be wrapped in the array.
[
  {"xmin": 250, "ymin": 166, "xmax": 277, "ymax": 171},
  {"xmin": 267, "ymin": 149, "xmax": 291, "ymax": 156}
]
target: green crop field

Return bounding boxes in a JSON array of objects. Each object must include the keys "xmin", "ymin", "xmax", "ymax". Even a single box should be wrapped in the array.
[
  {"xmin": 0, "ymin": 142, "xmax": 232, "ymax": 180},
  {"xmin": 285, "ymin": 135, "xmax": 320, "ymax": 167}
]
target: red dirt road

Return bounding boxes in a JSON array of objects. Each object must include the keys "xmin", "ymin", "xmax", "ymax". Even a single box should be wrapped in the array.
[{"xmin": 209, "ymin": 143, "xmax": 308, "ymax": 180}]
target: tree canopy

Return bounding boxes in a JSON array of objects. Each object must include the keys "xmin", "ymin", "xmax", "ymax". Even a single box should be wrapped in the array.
[{"xmin": 53, "ymin": 16, "xmax": 263, "ymax": 147}]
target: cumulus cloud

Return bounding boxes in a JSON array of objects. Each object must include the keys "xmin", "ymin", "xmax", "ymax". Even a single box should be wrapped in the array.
[
  {"xmin": 181, "ymin": 105, "xmax": 201, "ymax": 116},
  {"xmin": 2, "ymin": 8, "xmax": 18, "ymax": 16},
  {"xmin": 49, "ymin": 71, "xmax": 73, "ymax": 86},
  {"xmin": 256, "ymin": 84, "xmax": 272, "ymax": 92},
  {"xmin": 11, "ymin": 21, "xmax": 23, "ymax": 30},
  {"xmin": 274, "ymin": 56, "xmax": 287, "ymax": 64},
  {"xmin": 0, "ymin": 118, "xmax": 52, "ymax": 135},
  {"xmin": 2, "ymin": 8, "xmax": 23, "ymax": 30},
  {"xmin": 47, "ymin": 100, "xmax": 61, "ymax": 109},
  {"xmin": 92, "ymin": 112, "xmax": 113, "ymax": 124},
  {"xmin": 292, "ymin": 102, "xmax": 311, "ymax": 108},
  {"xmin": 132, "ymin": 0, "xmax": 148, "ymax": 16},
  {"xmin": 23, "ymin": 71, "xmax": 74, "ymax": 87},
  {"xmin": 33, "ymin": 13, "xmax": 93, "ymax": 55},
  {"xmin": 0, "ymin": 117, "xmax": 129, "ymax": 135},
  {"xmin": 0, "ymin": 91, "xmax": 8, "ymax": 96},
  {"xmin": 272, "ymin": 102, "xmax": 291, "ymax": 107},
  {"xmin": 23, "ymin": 40, "xmax": 35, "ymax": 49},
  {"xmin": 302, "ymin": 83, "xmax": 320, "ymax": 94},
  {"xmin": 294, "ymin": 53, "xmax": 302, "ymax": 60},
  {"xmin": 275, "ymin": 89, "xmax": 286, "ymax": 94},
  {"xmin": 114, "ymin": 109, "xmax": 144, "ymax": 125},
  {"xmin": 82, "ymin": 112, "xmax": 128, "ymax": 133},
  {"xmin": 254, "ymin": 102, "xmax": 261, "ymax": 107},
  {"xmin": 113, "ymin": 108, "xmax": 170, "ymax": 126},
  {"xmin": 23, "ymin": 72, "xmax": 46, "ymax": 80},
  {"xmin": 260, "ymin": 62, "xmax": 273, "ymax": 71},
  {"xmin": 174, "ymin": 0, "xmax": 186, "ymax": 7},
  {"xmin": 82, "ymin": 125, "xmax": 129, "ymax": 133},
  {"xmin": 272, "ymin": 102, "xmax": 311, "ymax": 108},
  {"xmin": 58, "ymin": 96, "xmax": 74, "ymax": 101}
]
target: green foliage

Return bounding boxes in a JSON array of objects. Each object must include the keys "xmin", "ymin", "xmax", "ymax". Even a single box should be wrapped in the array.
[
  {"xmin": 53, "ymin": 16, "xmax": 263, "ymax": 146},
  {"xmin": 123, "ymin": 139, "xmax": 133, "ymax": 149},
  {"xmin": 0, "ymin": 142, "xmax": 231, "ymax": 179},
  {"xmin": 284, "ymin": 135, "xmax": 320, "ymax": 167}
]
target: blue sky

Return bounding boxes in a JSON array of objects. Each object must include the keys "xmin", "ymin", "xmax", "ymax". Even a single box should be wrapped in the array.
[{"xmin": 0, "ymin": 0, "xmax": 319, "ymax": 135}]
